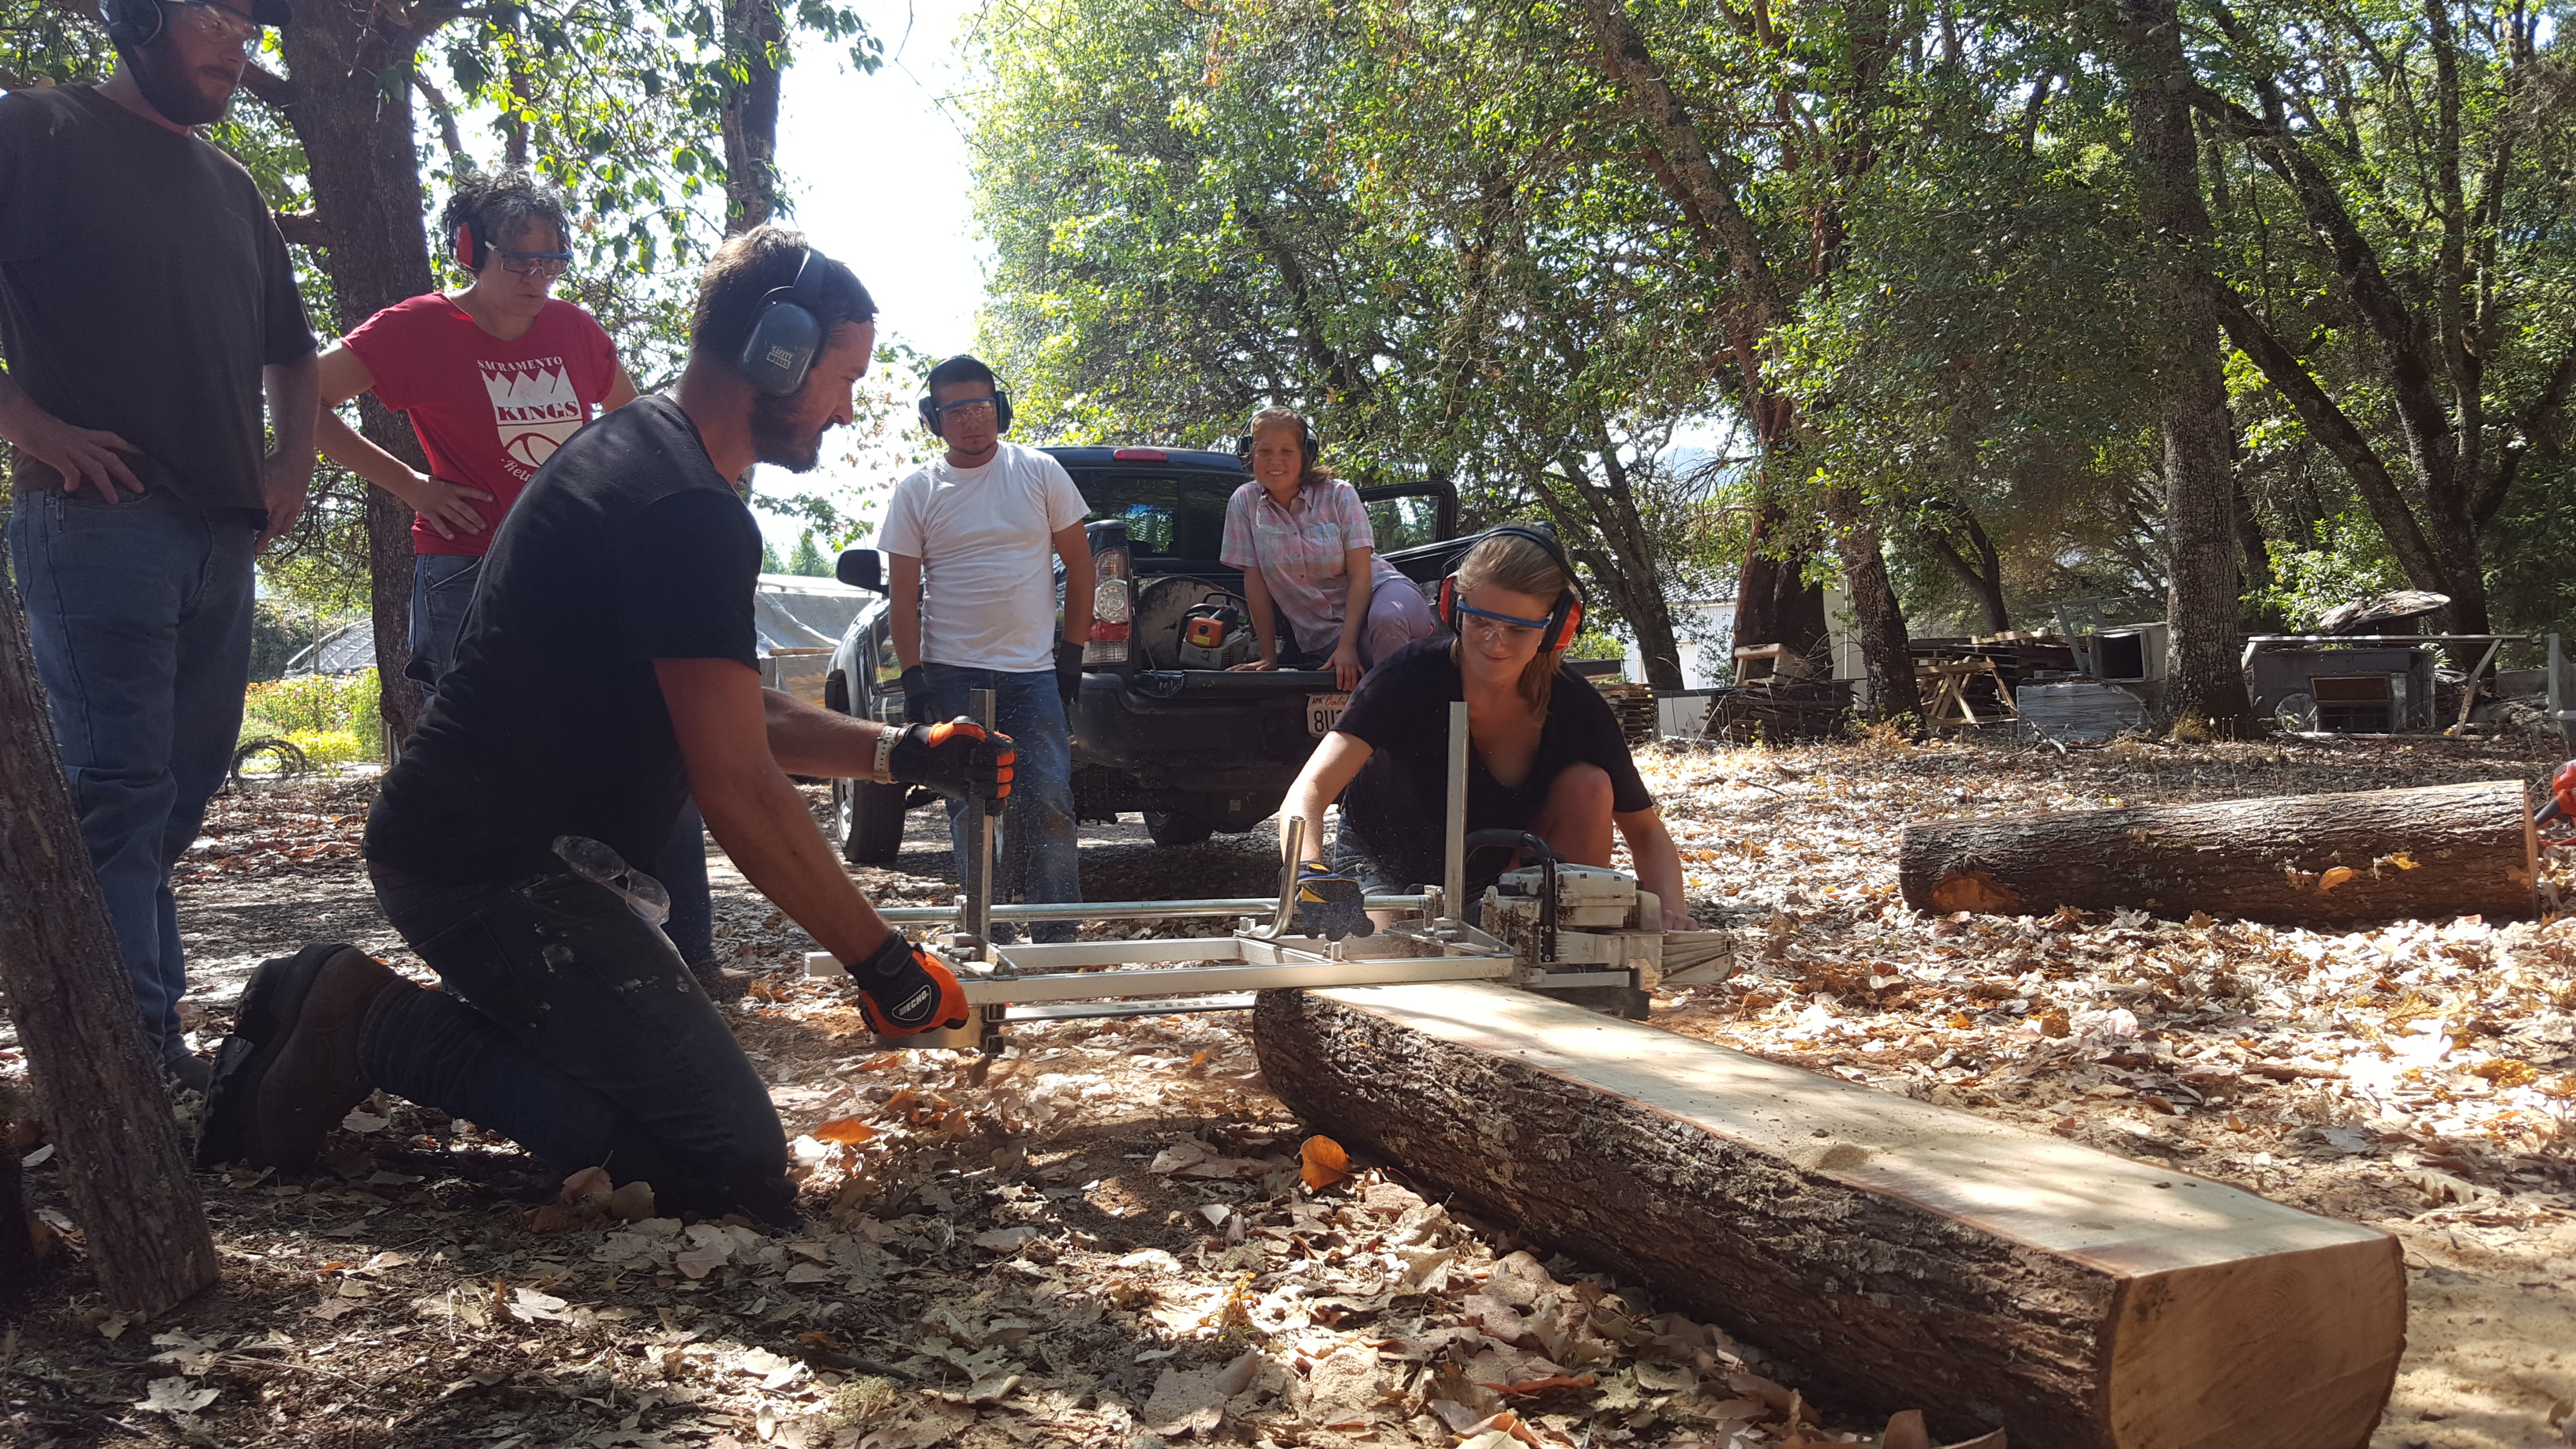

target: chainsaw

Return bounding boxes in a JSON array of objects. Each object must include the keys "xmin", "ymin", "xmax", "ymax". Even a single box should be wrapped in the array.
[
  {"xmin": 2537, "ymin": 760, "xmax": 2576, "ymax": 843},
  {"xmin": 1178, "ymin": 593, "xmax": 1256, "ymax": 670}
]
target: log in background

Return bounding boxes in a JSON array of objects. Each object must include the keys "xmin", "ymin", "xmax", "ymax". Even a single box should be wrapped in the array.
[
  {"xmin": 1255, "ymin": 983, "xmax": 2402, "ymax": 1449},
  {"xmin": 1897, "ymin": 778, "xmax": 2535, "ymax": 925}
]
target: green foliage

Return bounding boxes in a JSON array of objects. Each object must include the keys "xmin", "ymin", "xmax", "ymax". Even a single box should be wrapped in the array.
[
  {"xmin": 1565, "ymin": 627, "xmax": 1627, "ymax": 665},
  {"xmin": 2250, "ymin": 515, "xmax": 2405, "ymax": 631},
  {"xmin": 761, "ymin": 541, "xmax": 788, "ymax": 574},
  {"xmin": 243, "ymin": 668, "xmax": 383, "ymax": 756},
  {"xmin": 786, "ymin": 531, "xmax": 830, "ymax": 576}
]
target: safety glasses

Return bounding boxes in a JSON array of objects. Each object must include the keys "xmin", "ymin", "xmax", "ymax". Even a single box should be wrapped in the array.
[
  {"xmin": 170, "ymin": 0, "xmax": 260, "ymax": 45},
  {"xmin": 932, "ymin": 397, "xmax": 998, "ymax": 422},
  {"xmin": 495, "ymin": 248, "xmax": 575, "ymax": 279},
  {"xmin": 1455, "ymin": 600, "xmax": 1550, "ymax": 639}
]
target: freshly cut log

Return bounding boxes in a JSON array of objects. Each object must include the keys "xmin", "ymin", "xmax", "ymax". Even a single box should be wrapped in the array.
[
  {"xmin": 1897, "ymin": 777, "xmax": 2534, "ymax": 924},
  {"xmin": 1254, "ymin": 983, "xmax": 2402, "ymax": 1449}
]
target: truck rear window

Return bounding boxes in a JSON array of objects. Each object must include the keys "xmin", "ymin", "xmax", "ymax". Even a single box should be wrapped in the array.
[{"xmin": 1072, "ymin": 470, "xmax": 1240, "ymax": 560}]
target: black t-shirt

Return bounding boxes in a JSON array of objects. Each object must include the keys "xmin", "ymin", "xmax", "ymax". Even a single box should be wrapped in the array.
[
  {"xmin": 0, "ymin": 86, "xmax": 315, "ymax": 514},
  {"xmin": 1332, "ymin": 635, "xmax": 1655, "ymax": 888},
  {"xmin": 365, "ymin": 395, "xmax": 761, "ymax": 882}
]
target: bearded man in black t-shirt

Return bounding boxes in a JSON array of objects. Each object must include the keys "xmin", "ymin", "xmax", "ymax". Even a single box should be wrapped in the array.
[{"xmin": 196, "ymin": 228, "xmax": 1013, "ymax": 1227}]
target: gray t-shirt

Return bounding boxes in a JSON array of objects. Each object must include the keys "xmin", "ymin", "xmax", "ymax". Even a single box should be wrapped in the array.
[{"xmin": 0, "ymin": 85, "xmax": 315, "ymax": 515}]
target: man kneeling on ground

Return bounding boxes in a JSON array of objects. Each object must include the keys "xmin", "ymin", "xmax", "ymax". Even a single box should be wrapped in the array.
[{"xmin": 198, "ymin": 228, "xmax": 1009, "ymax": 1228}]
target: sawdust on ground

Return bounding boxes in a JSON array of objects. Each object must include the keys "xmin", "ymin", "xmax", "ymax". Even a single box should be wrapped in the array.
[{"xmin": 0, "ymin": 732, "xmax": 2569, "ymax": 1447}]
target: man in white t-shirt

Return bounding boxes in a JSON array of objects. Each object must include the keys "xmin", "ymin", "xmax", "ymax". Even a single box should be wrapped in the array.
[{"xmin": 882, "ymin": 355, "xmax": 1095, "ymax": 941}]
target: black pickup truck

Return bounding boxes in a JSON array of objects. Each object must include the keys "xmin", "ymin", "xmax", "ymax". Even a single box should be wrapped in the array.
[{"xmin": 822, "ymin": 446, "xmax": 1461, "ymax": 860}]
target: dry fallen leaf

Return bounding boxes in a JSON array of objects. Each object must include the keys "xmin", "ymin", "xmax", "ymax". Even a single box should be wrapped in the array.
[
  {"xmin": 814, "ymin": 1115, "xmax": 878, "ymax": 1146},
  {"xmin": 2317, "ymin": 866, "xmax": 2357, "ymax": 893},
  {"xmin": 1883, "ymin": 1409, "xmax": 1931, "ymax": 1449},
  {"xmin": 1301, "ymin": 1134, "xmax": 1351, "ymax": 1190}
]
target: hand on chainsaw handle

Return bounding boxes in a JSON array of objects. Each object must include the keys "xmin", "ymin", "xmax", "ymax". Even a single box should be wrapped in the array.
[
  {"xmin": 2539, "ymin": 759, "xmax": 2576, "ymax": 837},
  {"xmin": 886, "ymin": 719, "xmax": 1016, "ymax": 816},
  {"xmin": 853, "ymin": 928, "xmax": 970, "ymax": 1037},
  {"xmin": 1055, "ymin": 639, "xmax": 1084, "ymax": 710},
  {"xmin": 1294, "ymin": 860, "xmax": 1374, "ymax": 941}
]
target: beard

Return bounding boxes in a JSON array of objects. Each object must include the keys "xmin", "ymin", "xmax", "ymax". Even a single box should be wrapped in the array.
[
  {"xmin": 128, "ymin": 44, "xmax": 238, "ymax": 127},
  {"xmin": 749, "ymin": 391, "xmax": 826, "ymax": 474}
]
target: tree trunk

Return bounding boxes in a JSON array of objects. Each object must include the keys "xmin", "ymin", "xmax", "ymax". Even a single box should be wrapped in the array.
[
  {"xmin": 0, "ymin": 565, "xmax": 219, "ymax": 1316},
  {"xmin": 1252, "ymin": 982, "xmax": 2403, "ymax": 1449},
  {"xmin": 2122, "ymin": 0, "xmax": 2251, "ymax": 728},
  {"xmin": 1825, "ymin": 487, "xmax": 1920, "ymax": 718},
  {"xmin": 1898, "ymin": 778, "xmax": 2535, "ymax": 925},
  {"xmin": 273, "ymin": 0, "xmax": 438, "ymax": 749},
  {"xmin": 1735, "ymin": 506, "xmax": 1829, "ymax": 672},
  {"xmin": 721, "ymin": 0, "xmax": 786, "ymax": 233},
  {"xmin": 1922, "ymin": 504, "xmax": 2010, "ymax": 635}
]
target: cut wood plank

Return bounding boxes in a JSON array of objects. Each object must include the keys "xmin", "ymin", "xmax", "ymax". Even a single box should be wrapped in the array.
[
  {"xmin": 1253, "ymin": 983, "xmax": 2402, "ymax": 1449},
  {"xmin": 1898, "ymin": 777, "xmax": 2534, "ymax": 924}
]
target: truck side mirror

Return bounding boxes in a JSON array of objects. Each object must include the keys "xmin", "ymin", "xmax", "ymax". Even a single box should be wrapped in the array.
[{"xmin": 837, "ymin": 549, "xmax": 886, "ymax": 593}]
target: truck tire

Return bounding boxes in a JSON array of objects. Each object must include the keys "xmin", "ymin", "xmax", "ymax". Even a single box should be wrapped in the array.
[
  {"xmin": 1143, "ymin": 810, "xmax": 1216, "ymax": 848},
  {"xmin": 834, "ymin": 777, "xmax": 910, "ymax": 863}
]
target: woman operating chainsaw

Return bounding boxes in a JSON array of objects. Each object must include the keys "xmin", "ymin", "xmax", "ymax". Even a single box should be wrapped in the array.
[
  {"xmin": 1220, "ymin": 406, "xmax": 1436, "ymax": 691},
  {"xmin": 1277, "ymin": 526, "xmax": 1699, "ymax": 938}
]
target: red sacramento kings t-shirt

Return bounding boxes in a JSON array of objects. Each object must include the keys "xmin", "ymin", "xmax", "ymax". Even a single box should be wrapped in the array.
[{"xmin": 342, "ymin": 293, "xmax": 619, "ymax": 556}]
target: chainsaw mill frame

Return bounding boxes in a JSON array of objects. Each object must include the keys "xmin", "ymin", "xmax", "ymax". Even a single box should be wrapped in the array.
[{"xmin": 812, "ymin": 701, "xmax": 1668, "ymax": 1051}]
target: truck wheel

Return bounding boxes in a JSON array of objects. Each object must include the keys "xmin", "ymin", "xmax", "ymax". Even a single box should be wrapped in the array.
[
  {"xmin": 1143, "ymin": 810, "xmax": 1215, "ymax": 848},
  {"xmin": 834, "ymin": 777, "xmax": 909, "ymax": 863}
]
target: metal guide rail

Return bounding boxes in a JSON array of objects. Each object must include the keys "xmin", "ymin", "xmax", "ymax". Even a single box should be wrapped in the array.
[{"xmin": 811, "ymin": 701, "xmax": 1665, "ymax": 1050}]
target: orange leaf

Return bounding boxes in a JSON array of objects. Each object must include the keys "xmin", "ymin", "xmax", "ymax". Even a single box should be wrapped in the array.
[
  {"xmin": 2318, "ymin": 866, "xmax": 2357, "ymax": 892},
  {"xmin": 813, "ymin": 1115, "xmax": 878, "ymax": 1146},
  {"xmin": 1300, "ymin": 1134, "xmax": 1350, "ymax": 1190}
]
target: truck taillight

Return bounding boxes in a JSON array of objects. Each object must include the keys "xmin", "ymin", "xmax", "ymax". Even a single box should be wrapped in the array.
[{"xmin": 1085, "ymin": 520, "xmax": 1133, "ymax": 665}]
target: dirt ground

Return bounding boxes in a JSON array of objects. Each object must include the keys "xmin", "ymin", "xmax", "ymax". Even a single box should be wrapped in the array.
[{"xmin": 2, "ymin": 731, "xmax": 2572, "ymax": 1447}]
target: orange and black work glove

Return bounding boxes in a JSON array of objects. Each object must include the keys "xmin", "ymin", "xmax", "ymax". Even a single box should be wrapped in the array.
[
  {"xmin": 887, "ymin": 718, "xmax": 1016, "ymax": 816},
  {"xmin": 854, "ymin": 929, "xmax": 971, "ymax": 1036}
]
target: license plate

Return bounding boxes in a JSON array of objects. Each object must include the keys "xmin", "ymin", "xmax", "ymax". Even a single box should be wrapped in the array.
[{"xmin": 1307, "ymin": 692, "xmax": 1350, "ymax": 737}]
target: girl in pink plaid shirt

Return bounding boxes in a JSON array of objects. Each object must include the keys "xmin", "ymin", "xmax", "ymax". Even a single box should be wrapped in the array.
[{"xmin": 1220, "ymin": 407, "xmax": 1436, "ymax": 689}]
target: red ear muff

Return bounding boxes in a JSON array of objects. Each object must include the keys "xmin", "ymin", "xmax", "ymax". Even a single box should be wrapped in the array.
[
  {"xmin": 1436, "ymin": 574, "xmax": 1460, "ymax": 631},
  {"xmin": 454, "ymin": 223, "xmax": 484, "ymax": 273},
  {"xmin": 1548, "ymin": 595, "xmax": 1582, "ymax": 654}
]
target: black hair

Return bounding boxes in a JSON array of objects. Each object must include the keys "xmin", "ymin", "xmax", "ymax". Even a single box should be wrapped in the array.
[
  {"xmin": 925, "ymin": 354, "xmax": 999, "ymax": 399},
  {"xmin": 438, "ymin": 168, "xmax": 572, "ymax": 265},
  {"xmin": 689, "ymin": 225, "xmax": 878, "ymax": 360}
]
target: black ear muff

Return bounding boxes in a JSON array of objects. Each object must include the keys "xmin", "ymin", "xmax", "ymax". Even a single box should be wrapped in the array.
[
  {"xmin": 739, "ymin": 247, "xmax": 826, "ymax": 398},
  {"xmin": 103, "ymin": 0, "xmax": 164, "ymax": 47},
  {"xmin": 918, "ymin": 375, "xmax": 1011, "ymax": 440},
  {"xmin": 1301, "ymin": 425, "xmax": 1319, "ymax": 466},
  {"xmin": 1451, "ymin": 523, "xmax": 1586, "ymax": 652}
]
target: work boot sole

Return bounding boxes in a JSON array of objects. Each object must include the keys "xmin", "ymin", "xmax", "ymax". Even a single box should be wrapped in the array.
[{"xmin": 195, "ymin": 942, "xmax": 357, "ymax": 1170}]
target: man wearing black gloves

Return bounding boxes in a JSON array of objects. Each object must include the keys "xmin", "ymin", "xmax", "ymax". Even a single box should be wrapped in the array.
[
  {"xmin": 882, "ymin": 355, "xmax": 1092, "ymax": 943},
  {"xmin": 197, "ymin": 229, "xmax": 1009, "ymax": 1228}
]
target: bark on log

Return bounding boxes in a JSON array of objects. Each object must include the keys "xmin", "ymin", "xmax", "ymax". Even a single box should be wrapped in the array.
[
  {"xmin": 0, "ymin": 564, "xmax": 219, "ymax": 1315},
  {"xmin": 1897, "ymin": 778, "xmax": 2535, "ymax": 925},
  {"xmin": 1254, "ymin": 983, "xmax": 2402, "ymax": 1449}
]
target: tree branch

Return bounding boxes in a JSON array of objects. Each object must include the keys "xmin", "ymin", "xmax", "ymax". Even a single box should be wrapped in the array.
[
  {"xmin": 272, "ymin": 211, "xmax": 328, "ymax": 247},
  {"xmin": 412, "ymin": 71, "xmax": 466, "ymax": 162}
]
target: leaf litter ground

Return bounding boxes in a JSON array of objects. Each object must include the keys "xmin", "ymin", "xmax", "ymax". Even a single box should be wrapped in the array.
[{"xmin": 2, "ymin": 736, "xmax": 2574, "ymax": 1447}]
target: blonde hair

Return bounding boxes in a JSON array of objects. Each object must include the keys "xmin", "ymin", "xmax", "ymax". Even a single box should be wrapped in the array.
[
  {"xmin": 1248, "ymin": 406, "xmax": 1331, "ymax": 492},
  {"xmin": 1449, "ymin": 530, "xmax": 1573, "ymax": 716}
]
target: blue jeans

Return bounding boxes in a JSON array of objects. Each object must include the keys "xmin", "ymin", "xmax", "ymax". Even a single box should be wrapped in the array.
[
  {"xmin": 919, "ymin": 664, "xmax": 1080, "ymax": 943},
  {"xmin": 411, "ymin": 551, "xmax": 714, "ymax": 967},
  {"xmin": 406, "ymin": 551, "xmax": 481, "ymax": 712},
  {"xmin": 7, "ymin": 488, "xmax": 258, "ymax": 1067},
  {"xmin": 368, "ymin": 869, "xmax": 794, "ymax": 1226}
]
